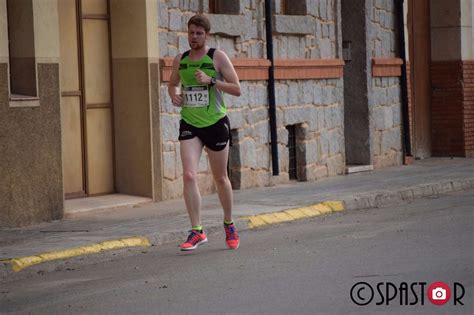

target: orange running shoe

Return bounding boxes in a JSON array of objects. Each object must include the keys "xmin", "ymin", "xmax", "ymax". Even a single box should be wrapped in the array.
[
  {"xmin": 224, "ymin": 223, "xmax": 239, "ymax": 249},
  {"xmin": 180, "ymin": 230, "xmax": 208, "ymax": 251}
]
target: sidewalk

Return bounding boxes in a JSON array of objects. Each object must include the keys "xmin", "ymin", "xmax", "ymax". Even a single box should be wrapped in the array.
[{"xmin": 1, "ymin": 157, "xmax": 473, "ymax": 278}]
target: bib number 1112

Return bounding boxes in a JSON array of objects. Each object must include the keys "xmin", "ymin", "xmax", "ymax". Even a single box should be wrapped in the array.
[{"xmin": 183, "ymin": 85, "xmax": 209, "ymax": 107}]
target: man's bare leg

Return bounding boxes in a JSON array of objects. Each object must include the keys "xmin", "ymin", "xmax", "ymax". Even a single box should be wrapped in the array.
[
  {"xmin": 207, "ymin": 144, "xmax": 233, "ymax": 222},
  {"xmin": 180, "ymin": 137, "xmax": 204, "ymax": 228}
]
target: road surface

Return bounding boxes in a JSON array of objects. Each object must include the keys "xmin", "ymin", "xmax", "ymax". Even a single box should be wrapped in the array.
[{"xmin": 1, "ymin": 190, "xmax": 473, "ymax": 314}]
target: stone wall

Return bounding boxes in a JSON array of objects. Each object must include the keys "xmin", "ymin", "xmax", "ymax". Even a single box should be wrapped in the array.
[
  {"xmin": 369, "ymin": 0, "xmax": 403, "ymax": 168},
  {"xmin": 371, "ymin": 77, "xmax": 403, "ymax": 167},
  {"xmin": 276, "ymin": 78, "xmax": 345, "ymax": 181},
  {"xmin": 370, "ymin": 0, "xmax": 397, "ymax": 58},
  {"xmin": 158, "ymin": 0, "xmax": 345, "ymax": 200},
  {"xmin": 158, "ymin": 0, "xmax": 265, "ymax": 59},
  {"xmin": 273, "ymin": 0, "xmax": 338, "ymax": 59}
]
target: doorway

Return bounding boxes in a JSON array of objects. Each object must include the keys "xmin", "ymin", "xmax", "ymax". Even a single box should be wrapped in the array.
[
  {"xmin": 408, "ymin": 0, "xmax": 432, "ymax": 158},
  {"xmin": 58, "ymin": 0, "xmax": 115, "ymax": 198}
]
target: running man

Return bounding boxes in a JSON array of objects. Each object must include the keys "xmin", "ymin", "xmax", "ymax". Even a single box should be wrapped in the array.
[{"xmin": 168, "ymin": 15, "xmax": 241, "ymax": 251}]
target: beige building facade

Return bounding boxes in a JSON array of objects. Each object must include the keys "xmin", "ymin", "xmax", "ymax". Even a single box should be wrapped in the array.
[
  {"xmin": 1, "ymin": 0, "xmax": 472, "ymax": 227},
  {"xmin": 1, "ymin": 0, "xmax": 162, "ymax": 227}
]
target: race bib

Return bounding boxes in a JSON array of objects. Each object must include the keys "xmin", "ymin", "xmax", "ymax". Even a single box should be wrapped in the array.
[{"xmin": 183, "ymin": 85, "xmax": 209, "ymax": 107}]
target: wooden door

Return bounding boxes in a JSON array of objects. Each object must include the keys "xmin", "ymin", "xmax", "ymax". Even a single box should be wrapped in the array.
[
  {"xmin": 59, "ymin": 0, "xmax": 86, "ymax": 198},
  {"xmin": 408, "ymin": 0, "xmax": 432, "ymax": 158},
  {"xmin": 59, "ymin": 0, "xmax": 114, "ymax": 198},
  {"xmin": 81, "ymin": 0, "xmax": 114, "ymax": 195}
]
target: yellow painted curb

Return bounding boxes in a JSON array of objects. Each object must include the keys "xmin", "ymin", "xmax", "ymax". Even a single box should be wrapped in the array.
[
  {"xmin": 311, "ymin": 203, "xmax": 332, "ymax": 214},
  {"xmin": 283, "ymin": 209, "xmax": 307, "ymax": 220},
  {"xmin": 323, "ymin": 201, "xmax": 345, "ymax": 212},
  {"xmin": 5, "ymin": 237, "xmax": 151, "ymax": 272},
  {"xmin": 243, "ymin": 201, "xmax": 345, "ymax": 229}
]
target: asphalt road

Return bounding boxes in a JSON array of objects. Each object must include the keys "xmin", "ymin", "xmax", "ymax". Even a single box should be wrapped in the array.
[{"xmin": 1, "ymin": 190, "xmax": 473, "ymax": 315}]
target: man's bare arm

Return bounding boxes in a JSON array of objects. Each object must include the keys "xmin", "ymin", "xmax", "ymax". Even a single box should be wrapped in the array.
[
  {"xmin": 194, "ymin": 49, "xmax": 241, "ymax": 97},
  {"xmin": 168, "ymin": 54, "xmax": 184, "ymax": 107}
]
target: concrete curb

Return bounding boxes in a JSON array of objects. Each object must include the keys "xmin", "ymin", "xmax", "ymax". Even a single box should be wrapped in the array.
[
  {"xmin": 341, "ymin": 178, "xmax": 474, "ymax": 211},
  {"xmin": 240, "ymin": 200, "xmax": 345, "ymax": 229},
  {"xmin": 1, "ymin": 177, "xmax": 473, "ymax": 279},
  {"xmin": 1, "ymin": 237, "xmax": 151, "ymax": 273}
]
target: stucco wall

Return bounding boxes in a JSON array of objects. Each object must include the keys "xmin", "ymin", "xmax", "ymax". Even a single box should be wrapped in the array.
[
  {"xmin": 0, "ymin": 63, "xmax": 63, "ymax": 227},
  {"xmin": 110, "ymin": 0, "xmax": 162, "ymax": 199},
  {"xmin": 0, "ymin": 0, "xmax": 63, "ymax": 227}
]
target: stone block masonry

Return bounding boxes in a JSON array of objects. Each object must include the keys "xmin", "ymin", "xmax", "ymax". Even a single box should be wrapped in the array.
[
  {"xmin": 274, "ymin": 78, "xmax": 345, "ymax": 184},
  {"xmin": 158, "ymin": 0, "xmax": 344, "ymax": 200},
  {"xmin": 371, "ymin": 76, "xmax": 403, "ymax": 169},
  {"xmin": 368, "ymin": 0, "xmax": 403, "ymax": 168},
  {"xmin": 370, "ymin": 0, "xmax": 398, "ymax": 58}
]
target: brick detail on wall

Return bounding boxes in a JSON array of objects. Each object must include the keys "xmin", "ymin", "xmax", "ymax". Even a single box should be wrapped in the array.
[
  {"xmin": 464, "ymin": 61, "xmax": 474, "ymax": 157},
  {"xmin": 431, "ymin": 61, "xmax": 465, "ymax": 156},
  {"xmin": 159, "ymin": 58, "xmax": 344, "ymax": 82},
  {"xmin": 160, "ymin": 57, "xmax": 271, "ymax": 82},
  {"xmin": 159, "ymin": 58, "xmax": 175, "ymax": 82},
  {"xmin": 372, "ymin": 58, "xmax": 403, "ymax": 77},
  {"xmin": 230, "ymin": 59, "xmax": 271, "ymax": 80},
  {"xmin": 274, "ymin": 59, "xmax": 344, "ymax": 79}
]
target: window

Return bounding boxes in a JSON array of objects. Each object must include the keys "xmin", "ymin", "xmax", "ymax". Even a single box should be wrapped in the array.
[
  {"xmin": 209, "ymin": 0, "xmax": 240, "ymax": 15},
  {"xmin": 282, "ymin": 0, "xmax": 307, "ymax": 15},
  {"xmin": 287, "ymin": 125, "xmax": 298, "ymax": 180},
  {"xmin": 6, "ymin": 0, "xmax": 37, "ymax": 98}
]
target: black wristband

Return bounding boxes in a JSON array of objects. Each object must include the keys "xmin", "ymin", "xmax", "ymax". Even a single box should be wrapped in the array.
[{"xmin": 209, "ymin": 77, "xmax": 217, "ymax": 87}]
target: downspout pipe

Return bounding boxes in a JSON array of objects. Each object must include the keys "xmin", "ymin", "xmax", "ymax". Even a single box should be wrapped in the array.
[
  {"xmin": 265, "ymin": 0, "xmax": 279, "ymax": 175},
  {"xmin": 396, "ymin": 0, "xmax": 412, "ymax": 159}
]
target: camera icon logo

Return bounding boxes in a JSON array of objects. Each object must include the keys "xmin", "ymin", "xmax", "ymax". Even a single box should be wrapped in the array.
[
  {"xmin": 432, "ymin": 287, "xmax": 447, "ymax": 300},
  {"xmin": 428, "ymin": 282, "xmax": 451, "ymax": 305}
]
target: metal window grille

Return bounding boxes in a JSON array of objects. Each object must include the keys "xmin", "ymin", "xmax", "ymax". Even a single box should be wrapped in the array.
[{"xmin": 287, "ymin": 125, "xmax": 297, "ymax": 180}]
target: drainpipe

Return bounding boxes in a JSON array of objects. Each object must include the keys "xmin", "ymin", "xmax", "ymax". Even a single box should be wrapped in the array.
[
  {"xmin": 396, "ymin": 0, "xmax": 412, "ymax": 159},
  {"xmin": 265, "ymin": 0, "xmax": 279, "ymax": 175}
]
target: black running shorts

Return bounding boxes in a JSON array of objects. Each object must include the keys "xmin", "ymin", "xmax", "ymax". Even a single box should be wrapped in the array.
[{"xmin": 178, "ymin": 116, "xmax": 231, "ymax": 151}]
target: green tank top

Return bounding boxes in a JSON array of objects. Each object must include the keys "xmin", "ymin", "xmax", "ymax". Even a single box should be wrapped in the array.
[{"xmin": 179, "ymin": 48, "xmax": 226, "ymax": 128}]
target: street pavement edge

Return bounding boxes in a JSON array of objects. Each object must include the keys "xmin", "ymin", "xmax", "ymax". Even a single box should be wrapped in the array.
[{"xmin": 1, "ymin": 177, "xmax": 473, "ymax": 280}]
